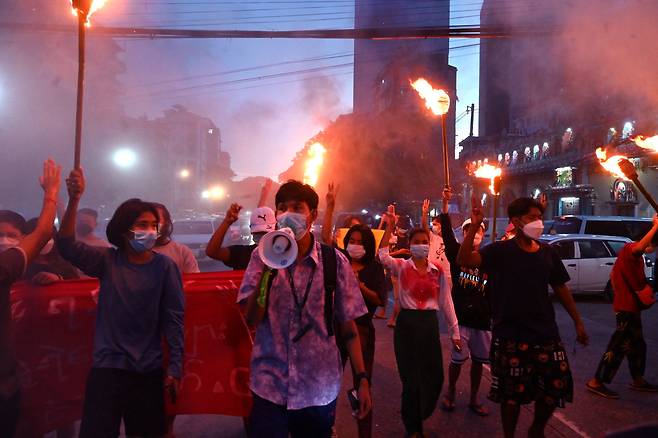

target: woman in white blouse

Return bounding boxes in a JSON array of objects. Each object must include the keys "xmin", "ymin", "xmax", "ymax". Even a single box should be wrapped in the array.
[{"xmin": 378, "ymin": 206, "xmax": 461, "ymax": 438}]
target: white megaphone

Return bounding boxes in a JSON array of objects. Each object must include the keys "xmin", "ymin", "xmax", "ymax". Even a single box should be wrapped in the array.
[{"xmin": 258, "ymin": 227, "xmax": 299, "ymax": 269}]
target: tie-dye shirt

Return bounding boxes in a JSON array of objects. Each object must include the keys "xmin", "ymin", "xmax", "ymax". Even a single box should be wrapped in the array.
[
  {"xmin": 379, "ymin": 247, "xmax": 459, "ymax": 340},
  {"xmin": 237, "ymin": 238, "xmax": 367, "ymax": 409}
]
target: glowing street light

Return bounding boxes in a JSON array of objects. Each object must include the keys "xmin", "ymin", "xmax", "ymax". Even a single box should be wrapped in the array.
[
  {"xmin": 179, "ymin": 168, "xmax": 190, "ymax": 179},
  {"xmin": 112, "ymin": 148, "xmax": 137, "ymax": 169},
  {"xmin": 201, "ymin": 186, "xmax": 226, "ymax": 200}
]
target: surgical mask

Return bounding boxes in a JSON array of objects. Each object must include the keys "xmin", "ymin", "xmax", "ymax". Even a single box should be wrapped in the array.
[
  {"xmin": 473, "ymin": 234, "xmax": 483, "ymax": 247},
  {"xmin": 277, "ymin": 212, "xmax": 309, "ymax": 241},
  {"xmin": 129, "ymin": 229, "xmax": 157, "ymax": 252},
  {"xmin": 40, "ymin": 239, "xmax": 54, "ymax": 255},
  {"xmin": 410, "ymin": 244, "xmax": 430, "ymax": 259},
  {"xmin": 0, "ymin": 237, "xmax": 20, "ymax": 253},
  {"xmin": 76, "ymin": 223, "xmax": 94, "ymax": 237},
  {"xmin": 347, "ymin": 244, "xmax": 366, "ymax": 260},
  {"xmin": 430, "ymin": 225, "xmax": 440, "ymax": 235},
  {"xmin": 522, "ymin": 220, "xmax": 544, "ymax": 240}
]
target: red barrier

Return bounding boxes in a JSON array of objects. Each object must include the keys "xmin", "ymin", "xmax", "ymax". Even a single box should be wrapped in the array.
[{"xmin": 10, "ymin": 271, "xmax": 251, "ymax": 436}]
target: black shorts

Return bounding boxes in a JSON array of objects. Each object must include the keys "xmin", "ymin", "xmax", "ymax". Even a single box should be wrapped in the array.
[
  {"xmin": 488, "ymin": 338, "xmax": 573, "ymax": 408},
  {"xmin": 79, "ymin": 367, "xmax": 166, "ymax": 438}
]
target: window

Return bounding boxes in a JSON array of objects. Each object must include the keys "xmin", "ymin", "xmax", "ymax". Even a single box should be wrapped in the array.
[
  {"xmin": 584, "ymin": 220, "xmax": 628, "ymax": 237},
  {"xmin": 577, "ymin": 240, "xmax": 611, "ymax": 259},
  {"xmin": 173, "ymin": 221, "xmax": 215, "ymax": 235},
  {"xmin": 551, "ymin": 217, "xmax": 582, "ymax": 234},
  {"xmin": 604, "ymin": 240, "xmax": 626, "ymax": 256},
  {"xmin": 552, "ymin": 240, "xmax": 575, "ymax": 260},
  {"xmin": 626, "ymin": 221, "xmax": 652, "ymax": 241}
]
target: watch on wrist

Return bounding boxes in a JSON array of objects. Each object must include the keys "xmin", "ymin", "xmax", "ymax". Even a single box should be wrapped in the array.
[{"xmin": 355, "ymin": 372, "xmax": 369, "ymax": 387}]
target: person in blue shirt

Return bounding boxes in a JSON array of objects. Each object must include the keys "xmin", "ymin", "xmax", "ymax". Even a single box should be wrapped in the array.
[{"xmin": 57, "ymin": 168, "xmax": 185, "ymax": 438}]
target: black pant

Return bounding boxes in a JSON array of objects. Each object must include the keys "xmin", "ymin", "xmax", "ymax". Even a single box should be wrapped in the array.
[
  {"xmin": 595, "ymin": 312, "xmax": 647, "ymax": 383},
  {"xmin": 247, "ymin": 393, "xmax": 337, "ymax": 438},
  {"xmin": 79, "ymin": 367, "xmax": 166, "ymax": 438},
  {"xmin": 0, "ymin": 390, "xmax": 20, "ymax": 438},
  {"xmin": 394, "ymin": 309, "xmax": 444, "ymax": 435}
]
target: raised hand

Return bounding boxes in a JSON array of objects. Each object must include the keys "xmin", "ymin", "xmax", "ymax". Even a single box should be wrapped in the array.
[
  {"xmin": 39, "ymin": 159, "xmax": 61, "ymax": 199},
  {"xmin": 224, "ymin": 203, "xmax": 242, "ymax": 224},
  {"xmin": 65, "ymin": 168, "xmax": 85, "ymax": 201},
  {"xmin": 422, "ymin": 199, "xmax": 430, "ymax": 216},
  {"xmin": 442, "ymin": 187, "xmax": 452, "ymax": 214},
  {"xmin": 471, "ymin": 193, "xmax": 484, "ymax": 226},
  {"xmin": 326, "ymin": 182, "xmax": 339, "ymax": 211}
]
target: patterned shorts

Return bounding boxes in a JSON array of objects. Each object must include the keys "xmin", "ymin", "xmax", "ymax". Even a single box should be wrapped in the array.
[{"xmin": 488, "ymin": 338, "xmax": 573, "ymax": 408}]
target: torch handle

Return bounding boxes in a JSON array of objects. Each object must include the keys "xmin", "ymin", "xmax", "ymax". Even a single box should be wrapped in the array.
[
  {"xmin": 491, "ymin": 194, "xmax": 499, "ymax": 244},
  {"xmin": 441, "ymin": 113, "xmax": 450, "ymax": 189},
  {"xmin": 631, "ymin": 177, "xmax": 658, "ymax": 213},
  {"xmin": 74, "ymin": 14, "xmax": 87, "ymax": 169}
]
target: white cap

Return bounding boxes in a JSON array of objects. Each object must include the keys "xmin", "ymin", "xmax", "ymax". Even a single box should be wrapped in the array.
[
  {"xmin": 462, "ymin": 218, "xmax": 486, "ymax": 231},
  {"xmin": 250, "ymin": 207, "xmax": 276, "ymax": 233}
]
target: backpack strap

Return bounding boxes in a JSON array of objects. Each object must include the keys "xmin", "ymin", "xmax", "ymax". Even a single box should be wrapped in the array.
[{"xmin": 320, "ymin": 243, "xmax": 338, "ymax": 337}]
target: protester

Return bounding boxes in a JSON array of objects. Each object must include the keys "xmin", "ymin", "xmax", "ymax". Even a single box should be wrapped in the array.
[
  {"xmin": 23, "ymin": 219, "xmax": 79, "ymax": 285},
  {"xmin": 237, "ymin": 180, "xmax": 372, "ymax": 437},
  {"xmin": 76, "ymin": 208, "xmax": 111, "ymax": 248},
  {"xmin": 587, "ymin": 214, "xmax": 658, "ymax": 399},
  {"xmin": 152, "ymin": 203, "xmax": 200, "ymax": 274},
  {"xmin": 383, "ymin": 207, "xmax": 411, "ymax": 328},
  {"xmin": 57, "ymin": 168, "xmax": 184, "ymax": 438},
  {"xmin": 339, "ymin": 224, "xmax": 386, "ymax": 438},
  {"xmin": 421, "ymin": 198, "xmax": 452, "ymax": 288},
  {"xmin": 378, "ymin": 207, "xmax": 460, "ymax": 438},
  {"xmin": 0, "ymin": 159, "xmax": 60, "ymax": 438},
  {"xmin": 206, "ymin": 203, "xmax": 276, "ymax": 270},
  {"xmin": 458, "ymin": 196, "xmax": 589, "ymax": 438},
  {"xmin": 436, "ymin": 188, "xmax": 490, "ymax": 417}
]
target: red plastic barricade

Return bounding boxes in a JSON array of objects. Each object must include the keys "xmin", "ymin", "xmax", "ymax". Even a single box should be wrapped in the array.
[{"xmin": 10, "ymin": 271, "xmax": 251, "ymax": 437}]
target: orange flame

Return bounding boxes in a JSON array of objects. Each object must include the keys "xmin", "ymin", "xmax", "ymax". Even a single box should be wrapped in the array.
[
  {"xmin": 410, "ymin": 78, "xmax": 450, "ymax": 116},
  {"xmin": 633, "ymin": 135, "xmax": 658, "ymax": 152},
  {"xmin": 70, "ymin": 0, "xmax": 108, "ymax": 26},
  {"xmin": 473, "ymin": 164, "xmax": 502, "ymax": 195},
  {"xmin": 303, "ymin": 142, "xmax": 326, "ymax": 187},
  {"xmin": 596, "ymin": 147, "xmax": 631, "ymax": 180}
]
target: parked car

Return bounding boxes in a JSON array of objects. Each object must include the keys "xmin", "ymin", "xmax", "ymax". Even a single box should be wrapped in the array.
[
  {"xmin": 172, "ymin": 216, "xmax": 250, "ymax": 262},
  {"xmin": 539, "ymin": 234, "xmax": 653, "ymax": 301},
  {"xmin": 547, "ymin": 215, "xmax": 653, "ymax": 240}
]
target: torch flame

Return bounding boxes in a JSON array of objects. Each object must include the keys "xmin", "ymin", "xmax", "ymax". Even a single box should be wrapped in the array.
[
  {"xmin": 70, "ymin": 0, "xmax": 108, "ymax": 26},
  {"xmin": 410, "ymin": 78, "xmax": 450, "ymax": 116},
  {"xmin": 303, "ymin": 142, "xmax": 326, "ymax": 187},
  {"xmin": 596, "ymin": 147, "xmax": 631, "ymax": 181},
  {"xmin": 473, "ymin": 164, "xmax": 502, "ymax": 195},
  {"xmin": 633, "ymin": 135, "xmax": 658, "ymax": 152}
]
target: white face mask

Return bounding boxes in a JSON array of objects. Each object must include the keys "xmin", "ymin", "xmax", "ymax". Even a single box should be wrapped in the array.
[
  {"xmin": 0, "ymin": 236, "xmax": 20, "ymax": 253},
  {"xmin": 473, "ymin": 233, "xmax": 483, "ymax": 247},
  {"xmin": 430, "ymin": 225, "xmax": 440, "ymax": 235},
  {"xmin": 40, "ymin": 239, "xmax": 55, "ymax": 255},
  {"xmin": 522, "ymin": 220, "xmax": 544, "ymax": 240},
  {"xmin": 346, "ymin": 244, "xmax": 366, "ymax": 260},
  {"xmin": 277, "ymin": 212, "xmax": 309, "ymax": 241},
  {"xmin": 410, "ymin": 244, "xmax": 430, "ymax": 259}
]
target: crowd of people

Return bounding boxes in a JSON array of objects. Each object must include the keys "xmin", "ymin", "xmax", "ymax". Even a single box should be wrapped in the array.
[{"xmin": 0, "ymin": 160, "xmax": 657, "ymax": 438}]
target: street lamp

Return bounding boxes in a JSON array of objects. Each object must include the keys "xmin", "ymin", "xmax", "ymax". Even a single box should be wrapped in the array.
[
  {"xmin": 179, "ymin": 168, "xmax": 190, "ymax": 179},
  {"xmin": 112, "ymin": 148, "xmax": 137, "ymax": 169}
]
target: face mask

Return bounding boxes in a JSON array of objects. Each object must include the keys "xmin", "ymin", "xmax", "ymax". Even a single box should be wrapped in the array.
[
  {"xmin": 277, "ymin": 212, "xmax": 309, "ymax": 241},
  {"xmin": 410, "ymin": 244, "xmax": 430, "ymax": 259},
  {"xmin": 0, "ymin": 237, "xmax": 20, "ymax": 253},
  {"xmin": 522, "ymin": 220, "xmax": 544, "ymax": 240},
  {"xmin": 76, "ymin": 223, "xmax": 94, "ymax": 237},
  {"xmin": 473, "ymin": 233, "xmax": 483, "ymax": 247},
  {"xmin": 347, "ymin": 244, "xmax": 366, "ymax": 260},
  {"xmin": 430, "ymin": 226, "xmax": 440, "ymax": 235},
  {"xmin": 40, "ymin": 239, "xmax": 54, "ymax": 255},
  {"xmin": 129, "ymin": 229, "xmax": 157, "ymax": 253}
]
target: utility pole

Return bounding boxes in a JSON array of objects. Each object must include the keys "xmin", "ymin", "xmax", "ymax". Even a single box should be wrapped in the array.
[{"xmin": 468, "ymin": 103, "xmax": 475, "ymax": 137}]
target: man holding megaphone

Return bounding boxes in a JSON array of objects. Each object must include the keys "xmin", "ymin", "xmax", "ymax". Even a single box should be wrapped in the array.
[{"xmin": 237, "ymin": 180, "xmax": 372, "ymax": 438}]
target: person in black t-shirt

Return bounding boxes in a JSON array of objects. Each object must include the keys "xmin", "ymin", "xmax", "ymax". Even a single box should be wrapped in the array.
[
  {"xmin": 458, "ymin": 196, "xmax": 589, "ymax": 438},
  {"xmin": 206, "ymin": 204, "xmax": 276, "ymax": 270},
  {"xmin": 437, "ymin": 188, "xmax": 491, "ymax": 417}
]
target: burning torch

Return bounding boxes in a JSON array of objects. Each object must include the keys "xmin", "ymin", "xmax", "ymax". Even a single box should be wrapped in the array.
[
  {"xmin": 69, "ymin": 0, "xmax": 108, "ymax": 169},
  {"xmin": 411, "ymin": 78, "xmax": 451, "ymax": 188},
  {"xmin": 303, "ymin": 142, "xmax": 327, "ymax": 187},
  {"xmin": 596, "ymin": 146, "xmax": 658, "ymax": 212},
  {"xmin": 474, "ymin": 164, "xmax": 502, "ymax": 243}
]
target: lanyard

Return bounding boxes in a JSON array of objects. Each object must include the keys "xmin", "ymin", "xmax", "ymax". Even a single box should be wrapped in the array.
[{"xmin": 287, "ymin": 264, "xmax": 316, "ymax": 342}]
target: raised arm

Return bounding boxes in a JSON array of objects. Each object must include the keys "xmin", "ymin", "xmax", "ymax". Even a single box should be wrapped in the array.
[
  {"xmin": 18, "ymin": 159, "xmax": 61, "ymax": 263},
  {"xmin": 457, "ymin": 194, "xmax": 483, "ymax": 268},
  {"xmin": 632, "ymin": 214, "xmax": 658, "ymax": 255},
  {"xmin": 257, "ymin": 178, "xmax": 273, "ymax": 208},
  {"xmin": 321, "ymin": 182, "xmax": 338, "ymax": 245},
  {"xmin": 205, "ymin": 203, "xmax": 241, "ymax": 262},
  {"xmin": 421, "ymin": 198, "xmax": 430, "ymax": 232}
]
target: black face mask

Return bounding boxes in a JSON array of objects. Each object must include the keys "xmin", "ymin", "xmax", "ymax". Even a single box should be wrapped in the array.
[{"xmin": 76, "ymin": 223, "xmax": 94, "ymax": 237}]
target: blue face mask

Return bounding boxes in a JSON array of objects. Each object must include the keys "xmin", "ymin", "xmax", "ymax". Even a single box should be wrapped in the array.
[
  {"xmin": 277, "ymin": 212, "xmax": 309, "ymax": 241},
  {"xmin": 129, "ymin": 229, "xmax": 158, "ymax": 253}
]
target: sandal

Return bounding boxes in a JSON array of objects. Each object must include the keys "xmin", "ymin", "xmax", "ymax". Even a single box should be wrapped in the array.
[
  {"xmin": 586, "ymin": 382, "xmax": 620, "ymax": 399},
  {"xmin": 468, "ymin": 403, "xmax": 489, "ymax": 417},
  {"xmin": 441, "ymin": 396, "xmax": 455, "ymax": 412},
  {"xmin": 630, "ymin": 381, "xmax": 658, "ymax": 392}
]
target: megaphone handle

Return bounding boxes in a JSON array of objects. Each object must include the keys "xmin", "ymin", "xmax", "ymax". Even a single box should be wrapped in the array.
[{"xmin": 257, "ymin": 269, "xmax": 275, "ymax": 308}]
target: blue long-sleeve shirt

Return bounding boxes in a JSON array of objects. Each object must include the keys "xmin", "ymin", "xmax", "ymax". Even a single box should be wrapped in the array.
[{"xmin": 57, "ymin": 236, "xmax": 185, "ymax": 377}]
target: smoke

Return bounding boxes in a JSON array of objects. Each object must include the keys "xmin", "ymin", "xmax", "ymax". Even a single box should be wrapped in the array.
[{"xmin": 300, "ymin": 74, "xmax": 344, "ymax": 126}]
